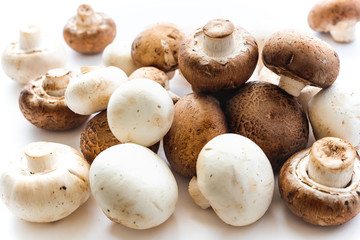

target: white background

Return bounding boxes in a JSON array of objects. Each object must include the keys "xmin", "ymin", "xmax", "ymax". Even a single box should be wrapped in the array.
[{"xmin": 1, "ymin": 0, "xmax": 360, "ymax": 239}]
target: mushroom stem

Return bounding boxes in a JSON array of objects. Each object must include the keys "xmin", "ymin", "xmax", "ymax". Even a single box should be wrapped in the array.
[
  {"xmin": 42, "ymin": 68, "xmax": 71, "ymax": 97},
  {"xmin": 188, "ymin": 176, "xmax": 210, "ymax": 209},
  {"xmin": 202, "ymin": 19, "xmax": 235, "ymax": 58},
  {"xmin": 19, "ymin": 25, "xmax": 42, "ymax": 51},
  {"xmin": 76, "ymin": 4, "xmax": 100, "ymax": 28},
  {"xmin": 278, "ymin": 75, "xmax": 306, "ymax": 97},
  {"xmin": 307, "ymin": 137, "xmax": 356, "ymax": 188},
  {"xmin": 24, "ymin": 142, "xmax": 57, "ymax": 174},
  {"xmin": 329, "ymin": 22, "xmax": 356, "ymax": 43}
]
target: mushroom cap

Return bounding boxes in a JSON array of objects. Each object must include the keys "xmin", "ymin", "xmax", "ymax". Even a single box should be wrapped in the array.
[
  {"xmin": 308, "ymin": 82, "xmax": 360, "ymax": 147},
  {"xmin": 80, "ymin": 110, "xmax": 160, "ymax": 164},
  {"xmin": 107, "ymin": 78, "xmax": 174, "ymax": 147},
  {"xmin": 196, "ymin": 133, "xmax": 274, "ymax": 226},
  {"xmin": 131, "ymin": 22, "xmax": 185, "ymax": 71},
  {"xmin": 163, "ymin": 93, "xmax": 228, "ymax": 178},
  {"xmin": 63, "ymin": 4, "xmax": 116, "ymax": 54},
  {"xmin": 0, "ymin": 142, "xmax": 90, "ymax": 222},
  {"xmin": 65, "ymin": 66, "xmax": 128, "ymax": 115},
  {"xmin": 278, "ymin": 146, "xmax": 360, "ymax": 226},
  {"xmin": 225, "ymin": 81, "xmax": 309, "ymax": 172},
  {"xmin": 2, "ymin": 36, "xmax": 67, "ymax": 84},
  {"xmin": 179, "ymin": 24, "xmax": 258, "ymax": 93},
  {"xmin": 89, "ymin": 143, "xmax": 178, "ymax": 229},
  {"xmin": 129, "ymin": 66, "xmax": 169, "ymax": 90},
  {"xmin": 262, "ymin": 29, "xmax": 340, "ymax": 88},
  {"xmin": 308, "ymin": 0, "xmax": 360, "ymax": 32},
  {"xmin": 19, "ymin": 71, "xmax": 89, "ymax": 131}
]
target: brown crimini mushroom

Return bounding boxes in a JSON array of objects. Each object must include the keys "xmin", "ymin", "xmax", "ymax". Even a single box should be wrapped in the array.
[
  {"xmin": 225, "ymin": 81, "xmax": 309, "ymax": 172},
  {"xmin": 131, "ymin": 23, "xmax": 185, "ymax": 72},
  {"xmin": 19, "ymin": 68, "xmax": 89, "ymax": 130},
  {"xmin": 308, "ymin": 0, "xmax": 360, "ymax": 42},
  {"xmin": 63, "ymin": 4, "xmax": 116, "ymax": 54},
  {"xmin": 279, "ymin": 137, "xmax": 360, "ymax": 226},
  {"xmin": 262, "ymin": 29, "xmax": 340, "ymax": 97},
  {"xmin": 178, "ymin": 19, "xmax": 258, "ymax": 93},
  {"xmin": 80, "ymin": 110, "xmax": 160, "ymax": 164},
  {"xmin": 129, "ymin": 66, "xmax": 169, "ymax": 90},
  {"xmin": 163, "ymin": 93, "xmax": 228, "ymax": 178}
]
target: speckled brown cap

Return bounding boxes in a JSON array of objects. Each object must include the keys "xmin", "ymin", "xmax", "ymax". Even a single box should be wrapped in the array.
[
  {"xmin": 128, "ymin": 66, "xmax": 169, "ymax": 89},
  {"xmin": 80, "ymin": 111, "xmax": 160, "ymax": 164},
  {"xmin": 63, "ymin": 4, "xmax": 116, "ymax": 54},
  {"xmin": 163, "ymin": 93, "xmax": 228, "ymax": 178},
  {"xmin": 279, "ymin": 147, "xmax": 360, "ymax": 226},
  {"xmin": 262, "ymin": 29, "xmax": 340, "ymax": 88},
  {"xmin": 179, "ymin": 19, "xmax": 258, "ymax": 93},
  {"xmin": 225, "ymin": 81, "xmax": 309, "ymax": 172}
]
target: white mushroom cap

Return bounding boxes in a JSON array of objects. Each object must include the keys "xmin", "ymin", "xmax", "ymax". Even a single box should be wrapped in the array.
[
  {"xmin": 107, "ymin": 78, "xmax": 174, "ymax": 147},
  {"xmin": 65, "ymin": 66, "xmax": 128, "ymax": 115},
  {"xmin": 102, "ymin": 41, "xmax": 138, "ymax": 76},
  {"xmin": 308, "ymin": 82, "xmax": 360, "ymax": 148},
  {"xmin": 192, "ymin": 133, "xmax": 274, "ymax": 226},
  {"xmin": 1, "ymin": 25, "xmax": 67, "ymax": 84},
  {"xmin": 90, "ymin": 143, "xmax": 178, "ymax": 229},
  {"xmin": 0, "ymin": 142, "xmax": 90, "ymax": 223}
]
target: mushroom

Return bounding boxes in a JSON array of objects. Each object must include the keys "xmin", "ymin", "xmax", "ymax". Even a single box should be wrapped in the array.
[
  {"xmin": 19, "ymin": 68, "xmax": 89, "ymax": 130},
  {"xmin": 131, "ymin": 22, "xmax": 185, "ymax": 72},
  {"xmin": 2, "ymin": 25, "xmax": 67, "ymax": 84},
  {"xmin": 279, "ymin": 137, "xmax": 360, "ymax": 226},
  {"xmin": 262, "ymin": 29, "xmax": 340, "ymax": 97},
  {"xmin": 225, "ymin": 81, "xmax": 309, "ymax": 172},
  {"xmin": 308, "ymin": 0, "xmax": 360, "ymax": 42},
  {"xmin": 297, "ymin": 85, "xmax": 321, "ymax": 114},
  {"xmin": 308, "ymin": 82, "xmax": 360, "ymax": 148},
  {"xmin": 0, "ymin": 141, "xmax": 90, "ymax": 222},
  {"xmin": 129, "ymin": 66, "xmax": 169, "ymax": 90},
  {"xmin": 63, "ymin": 4, "xmax": 116, "ymax": 54},
  {"xmin": 65, "ymin": 66, "xmax": 128, "ymax": 115},
  {"xmin": 179, "ymin": 19, "xmax": 258, "ymax": 93},
  {"xmin": 90, "ymin": 143, "xmax": 178, "ymax": 229},
  {"xmin": 189, "ymin": 133, "xmax": 274, "ymax": 226},
  {"xmin": 102, "ymin": 41, "xmax": 138, "ymax": 76},
  {"xmin": 80, "ymin": 110, "xmax": 160, "ymax": 164},
  {"xmin": 257, "ymin": 66, "xmax": 280, "ymax": 85},
  {"xmin": 107, "ymin": 78, "xmax": 174, "ymax": 147},
  {"xmin": 163, "ymin": 92, "xmax": 228, "ymax": 178}
]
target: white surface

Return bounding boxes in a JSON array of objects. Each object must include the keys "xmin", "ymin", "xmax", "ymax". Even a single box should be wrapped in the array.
[{"xmin": 1, "ymin": 0, "xmax": 360, "ymax": 239}]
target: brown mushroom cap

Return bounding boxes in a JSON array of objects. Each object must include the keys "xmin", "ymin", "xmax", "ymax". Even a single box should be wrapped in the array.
[
  {"xmin": 80, "ymin": 110, "xmax": 160, "ymax": 164},
  {"xmin": 279, "ymin": 147, "xmax": 360, "ymax": 226},
  {"xmin": 225, "ymin": 81, "xmax": 309, "ymax": 172},
  {"xmin": 179, "ymin": 20, "xmax": 258, "ymax": 93},
  {"xmin": 131, "ymin": 23, "xmax": 185, "ymax": 72},
  {"xmin": 19, "ymin": 71, "xmax": 89, "ymax": 131},
  {"xmin": 163, "ymin": 93, "xmax": 228, "ymax": 178},
  {"xmin": 63, "ymin": 4, "xmax": 116, "ymax": 54},
  {"xmin": 308, "ymin": 0, "xmax": 360, "ymax": 32},
  {"xmin": 262, "ymin": 29, "xmax": 340, "ymax": 88},
  {"xmin": 128, "ymin": 66, "xmax": 169, "ymax": 89}
]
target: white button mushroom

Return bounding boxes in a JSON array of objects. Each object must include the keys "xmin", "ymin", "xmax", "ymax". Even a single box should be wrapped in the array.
[
  {"xmin": 2, "ymin": 25, "xmax": 67, "ymax": 84},
  {"xmin": 0, "ymin": 142, "xmax": 90, "ymax": 223},
  {"xmin": 65, "ymin": 66, "xmax": 128, "ymax": 115},
  {"xmin": 189, "ymin": 133, "xmax": 274, "ymax": 226},
  {"xmin": 89, "ymin": 143, "xmax": 178, "ymax": 229},
  {"xmin": 308, "ymin": 82, "xmax": 360, "ymax": 148},
  {"xmin": 107, "ymin": 78, "xmax": 174, "ymax": 147}
]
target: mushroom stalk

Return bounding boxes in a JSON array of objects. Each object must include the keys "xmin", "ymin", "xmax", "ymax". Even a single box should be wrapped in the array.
[
  {"xmin": 42, "ymin": 68, "xmax": 71, "ymax": 97},
  {"xmin": 188, "ymin": 176, "xmax": 210, "ymax": 209},
  {"xmin": 202, "ymin": 19, "xmax": 236, "ymax": 58},
  {"xmin": 76, "ymin": 4, "xmax": 100, "ymax": 28},
  {"xmin": 24, "ymin": 142, "xmax": 57, "ymax": 174},
  {"xmin": 278, "ymin": 75, "xmax": 306, "ymax": 97},
  {"xmin": 307, "ymin": 137, "xmax": 356, "ymax": 188},
  {"xmin": 19, "ymin": 25, "xmax": 42, "ymax": 51},
  {"xmin": 329, "ymin": 22, "xmax": 356, "ymax": 42}
]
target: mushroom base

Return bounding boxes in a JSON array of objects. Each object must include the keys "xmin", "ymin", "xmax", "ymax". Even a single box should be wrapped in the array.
[{"xmin": 279, "ymin": 148, "xmax": 360, "ymax": 226}]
